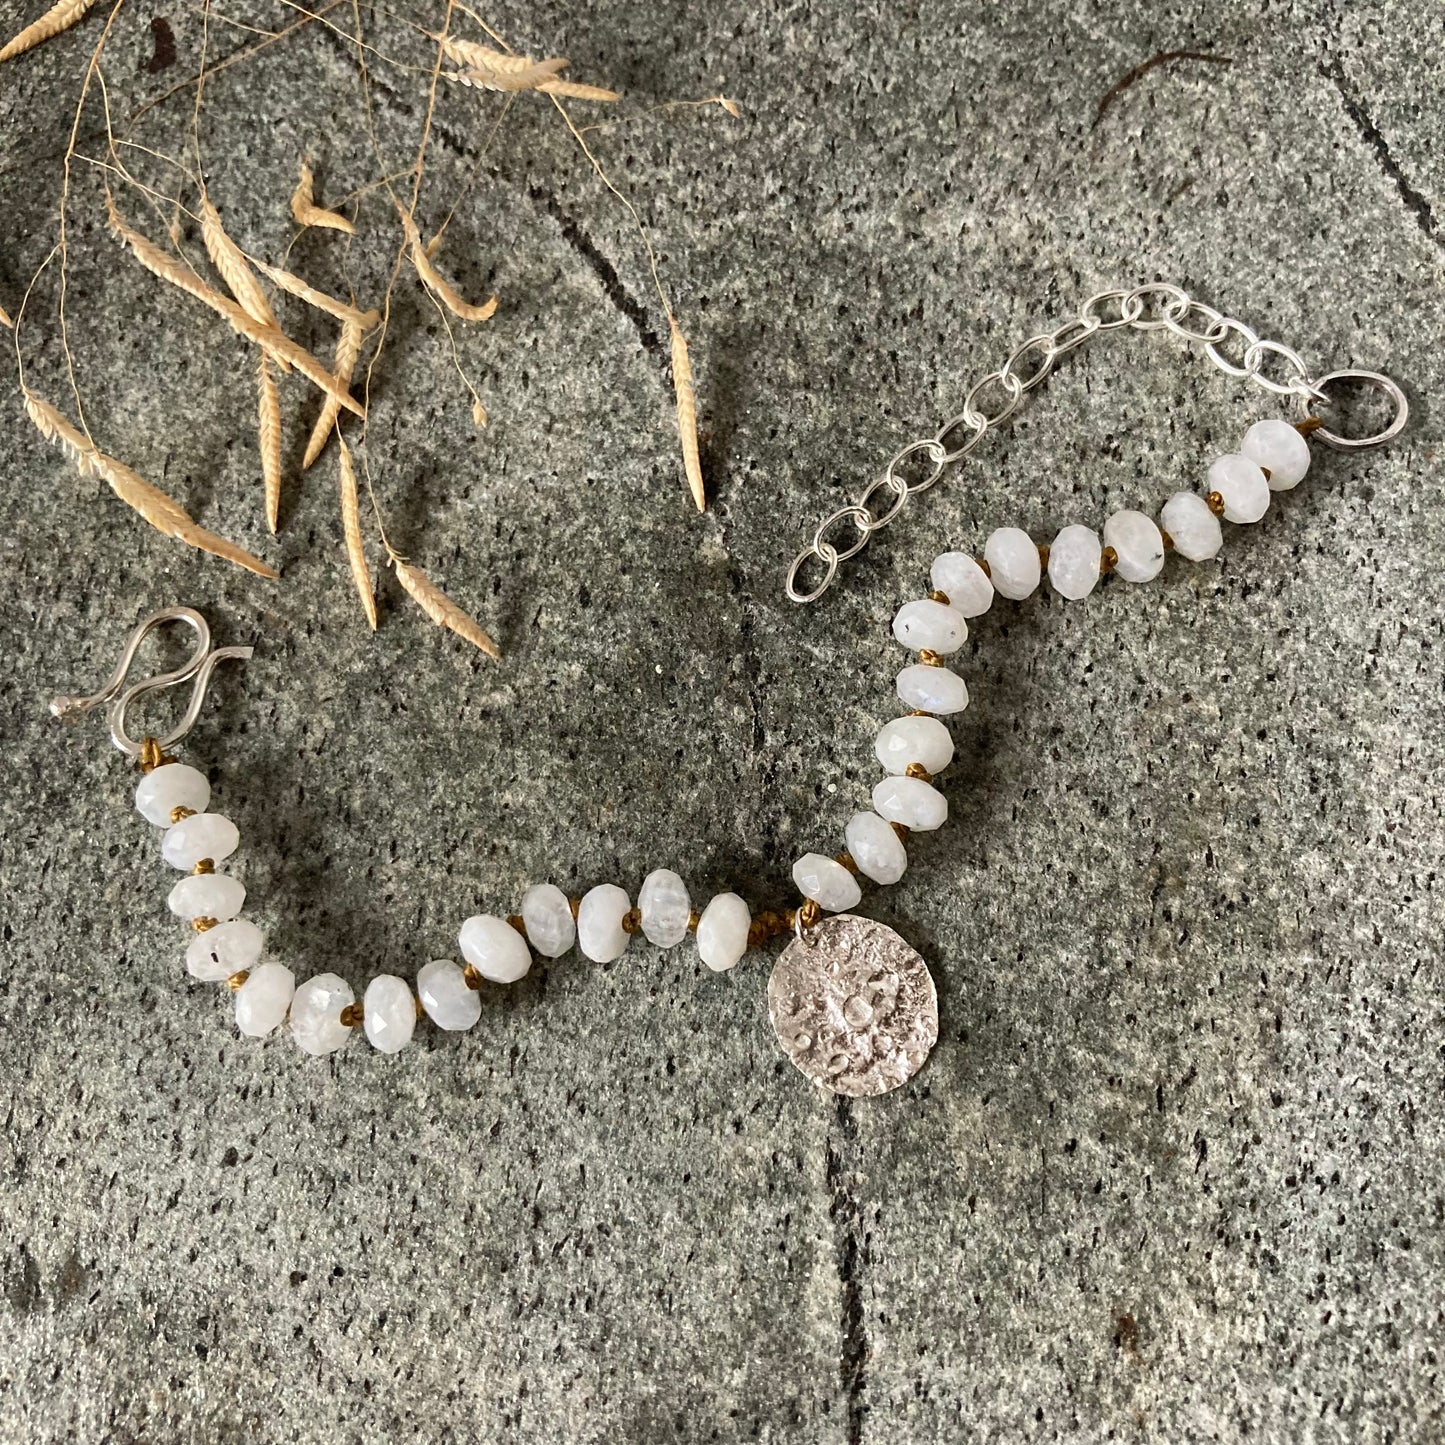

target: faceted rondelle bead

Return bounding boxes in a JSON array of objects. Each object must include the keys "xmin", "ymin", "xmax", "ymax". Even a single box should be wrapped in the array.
[
  {"xmin": 792, "ymin": 853, "xmax": 862, "ymax": 913},
  {"xmin": 521, "ymin": 883, "xmax": 575, "ymax": 959},
  {"xmin": 872, "ymin": 774, "xmax": 947, "ymax": 831},
  {"xmin": 186, "ymin": 918, "xmax": 264, "ymax": 982},
  {"xmin": 984, "ymin": 527, "xmax": 1041, "ymax": 600},
  {"xmin": 290, "ymin": 973, "xmax": 354, "ymax": 1056},
  {"xmin": 639, "ymin": 869, "xmax": 691, "ymax": 948},
  {"xmin": 234, "ymin": 961, "xmax": 294, "ymax": 1038},
  {"xmin": 891, "ymin": 599, "xmax": 968, "ymax": 655},
  {"xmin": 1047, "ymin": 524, "xmax": 1101, "ymax": 600},
  {"xmin": 168, "ymin": 872, "xmax": 245, "ymax": 922},
  {"xmin": 1208, "ymin": 454, "xmax": 1270, "ymax": 524},
  {"xmin": 930, "ymin": 552, "xmax": 994, "ymax": 617},
  {"xmin": 875, "ymin": 715, "xmax": 953, "ymax": 776},
  {"xmin": 845, "ymin": 811, "xmax": 907, "ymax": 885},
  {"xmin": 417, "ymin": 959, "xmax": 481, "ymax": 1031},
  {"xmin": 161, "ymin": 812, "xmax": 239, "ymax": 870},
  {"xmin": 696, "ymin": 892, "xmax": 751, "ymax": 973},
  {"xmin": 1160, "ymin": 491, "xmax": 1222, "ymax": 562},
  {"xmin": 135, "ymin": 762, "xmax": 210, "ymax": 828},
  {"xmin": 1241, "ymin": 418, "xmax": 1310, "ymax": 490},
  {"xmin": 1103, "ymin": 509, "xmax": 1165, "ymax": 584},
  {"xmin": 363, "ymin": 974, "xmax": 416, "ymax": 1054},
  {"xmin": 896, "ymin": 663, "xmax": 968, "ymax": 716},
  {"xmin": 459, "ymin": 914, "xmax": 532, "ymax": 984},
  {"xmin": 577, "ymin": 884, "xmax": 632, "ymax": 963}
]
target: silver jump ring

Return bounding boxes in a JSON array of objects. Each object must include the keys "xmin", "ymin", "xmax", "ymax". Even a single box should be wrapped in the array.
[
  {"xmin": 934, "ymin": 409, "xmax": 988, "ymax": 463},
  {"xmin": 961, "ymin": 369, "xmax": 1024, "ymax": 430},
  {"xmin": 1241, "ymin": 338, "xmax": 1314, "ymax": 397},
  {"xmin": 1045, "ymin": 315, "xmax": 1101, "ymax": 357},
  {"xmin": 1001, "ymin": 333, "xmax": 1057, "ymax": 394},
  {"xmin": 814, "ymin": 504, "xmax": 874, "ymax": 561},
  {"xmin": 855, "ymin": 472, "xmax": 910, "ymax": 531},
  {"xmin": 1125, "ymin": 282, "xmax": 1190, "ymax": 330},
  {"xmin": 1164, "ymin": 300, "xmax": 1229, "ymax": 345},
  {"xmin": 886, "ymin": 438, "xmax": 947, "ymax": 496},
  {"xmin": 1079, "ymin": 289, "xmax": 1142, "ymax": 330},
  {"xmin": 1204, "ymin": 317, "xmax": 1260, "ymax": 378},
  {"xmin": 1297, "ymin": 369, "xmax": 1410, "ymax": 452},
  {"xmin": 785, "ymin": 541, "xmax": 840, "ymax": 604}
]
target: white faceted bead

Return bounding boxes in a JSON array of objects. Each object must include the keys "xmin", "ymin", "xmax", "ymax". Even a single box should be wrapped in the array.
[
  {"xmin": 792, "ymin": 853, "xmax": 862, "ymax": 912},
  {"xmin": 521, "ymin": 883, "xmax": 575, "ymax": 959},
  {"xmin": 896, "ymin": 663, "xmax": 968, "ymax": 716},
  {"xmin": 290, "ymin": 973, "xmax": 354, "ymax": 1056},
  {"xmin": 931, "ymin": 551, "xmax": 994, "ymax": 617},
  {"xmin": 363, "ymin": 974, "xmax": 416, "ymax": 1054},
  {"xmin": 417, "ymin": 959, "xmax": 481, "ymax": 1031},
  {"xmin": 161, "ymin": 812, "xmax": 239, "ymax": 870},
  {"xmin": 1103, "ymin": 509, "xmax": 1165, "ymax": 584},
  {"xmin": 845, "ymin": 811, "xmax": 907, "ymax": 885},
  {"xmin": 639, "ymin": 869, "xmax": 691, "ymax": 948},
  {"xmin": 1047, "ymin": 524, "xmax": 1101, "ymax": 600},
  {"xmin": 875, "ymin": 715, "xmax": 953, "ymax": 776},
  {"xmin": 235, "ymin": 961, "xmax": 294, "ymax": 1038},
  {"xmin": 891, "ymin": 599, "xmax": 967, "ymax": 655},
  {"xmin": 1208, "ymin": 454, "xmax": 1270, "ymax": 523},
  {"xmin": 168, "ymin": 873, "xmax": 245, "ymax": 922},
  {"xmin": 1242, "ymin": 418, "xmax": 1310, "ymax": 490},
  {"xmin": 577, "ymin": 884, "xmax": 632, "ymax": 963},
  {"xmin": 872, "ymin": 774, "xmax": 947, "ymax": 831},
  {"xmin": 135, "ymin": 763, "xmax": 210, "ymax": 827},
  {"xmin": 697, "ymin": 892, "xmax": 750, "ymax": 972},
  {"xmin": 1161, "ymin": 491, "xmax": 1222, "ymax": 562},
  {"xmin": 185, "ymin": 918, "xmax": 264, "ymax": 982},
  {"xmin": 984, "ymin": 527, "xmax": 1041, "ymax": 600},
  {"xmin": 459, "ymin": 914, "xmax": 532, "ymax": 984}
]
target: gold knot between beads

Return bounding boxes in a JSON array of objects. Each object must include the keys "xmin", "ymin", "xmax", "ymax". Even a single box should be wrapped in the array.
[
  {"xmin": 1099, "ymin": 546, "xmax": 1118, "ymax": 576},
  {"xmin": 192, "ymin": 916, "xmax": 218, "ymax": 933},
  {"xmin": 339, "ymin": 1002, "xmax": 364, "ymax": 1028},
  {"xmin": 917, "ymin": 648, "xmax": 945, "ymax": 668},
  {"xmin": 138, "ymin": 736, "xmax": 175, "ymax": 774},
  {"xmin": 506, "ymin": 914, "xmax": 527, "ymax": 936},
  {"xmin": 170, "ymin": 805, "xmax": 196, "ymax": 823},
  {"xmin": 834, "ymin": 851, "xmax": 859, "ymax": 874},
  {"xmin": 225, "ymin": 969, "xmax": 249, "ymax": 991},
  {"xmin": 1205, "ymin": 490, "xmax": 1227, "ymax": 518},
  {"xmin": 462, "ymin": 963, "xmax": 483, "ymax": 991},
  {"xmin": 621, "ymin": 908, "xmax": 643, "ymax": 935},
  {"xmin": 904, "ymin": 762, "xmax": 933, "ymax": 784},
  {"xmin": 928, "ymin": 589, "xmax": 951, "ymax": 605},
  {"xmin": 192, "ymin": 858, "xmax": 215, "ymax": 876}
]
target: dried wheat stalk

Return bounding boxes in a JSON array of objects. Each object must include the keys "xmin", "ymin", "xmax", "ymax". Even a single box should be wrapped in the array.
[
  {"xmin": 200, "ymin": 196, "xmax": 278, "ymax": 330},
  {"xmin": 391, "ymin": 556, "xmax": 499, "ymax": 659},
  {"xmin": 0, "ymin": 0, "xmax": 95, "ymax": 63},
  {"xmin": 336, "ymin": 435, "xmax": 377, "ymax": 629},
  {"xmin": 291, "ymin": 161, "xmax": 355, "ymax": 235},
  {"xmin": 302, "ymin": 316, "xmax": 362, "ymax": 470},
  {"xmin": 434, "ymin": 34, "xmax": 618, "ymax": 101},
  {"xmin": 397, "ymin": 204, "xmax": 498, "ymax": 323},
  {"xmin": 255, "ymin": 260, "xmax": 378, "ymax": 327},
  {"xmin": 669, "ymin": 317, "xmax": 705, "ymax": 512},
  {"xmin": 257, "ymin": 353, "xmax": 283, "ymax": 532},
  {"xmin": 23, "ymin": 392, "xmax": 277, "ymax": 576}
]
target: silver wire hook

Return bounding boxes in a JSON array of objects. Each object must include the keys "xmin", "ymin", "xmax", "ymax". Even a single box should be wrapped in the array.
[{"xmin": 50, "ymin": 606, "xmax": 251, "ymax": 758}]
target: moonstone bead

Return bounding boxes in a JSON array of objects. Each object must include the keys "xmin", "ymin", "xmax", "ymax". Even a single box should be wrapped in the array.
[
  {"xmin": 185, "ymin": 918, "xmax": 264, "ymax": 981},
  {"xmin": 290, "ymin": 972, "xmax": 354, "ymax": 1056},
  {"xmin": 875, "ymin": 715, "xmax": 953, "ymax": 776},
  {"xmin": 1160, "ymin": 491, "xmax": 1222, "ymax": 562},
  {"xmin": 872, "ymin": 774, "xmax": 947, "ymax": 831},
  {"xmin": 417, "ymin": 959, "xmax": 481, "ymax": 1031},
  {"xmin": 521, "ymin": 883, "xmax": 575, "ymax": 958},
  {"xmin": 134, "ymin": 763, "xmax": 210, "ymax": 827},
  {"xmin": 696, "ymin": 892, "xmax": 750, "ymax": 972},
  {"xmin": 1208, "ymin": 454, "xmax": 1270, "ymax": 523},
  {"xmin": 459, "ymin": 914, "xmax": 532, "ymax": 984},
  {"xmin": 1241, "ymin": 418, "xmax": 1310, "ymax": 490},
  {"xmin": 1047, "ymin": 524, "xmax": 1101, "ymax": 600},
  {"xmin": 845, "ymin": 811, "xmax": 907, "ymax": 885},
  {"xmin": 639, "ymin": 869, "xmax": 691, "ymax": 947},
  {"xmin": 1103, "ymin": 509, "xmax": 1165, "ymax": 583},
  {"xmin": 577, "ymin": 884, "xmax": 632, "ymax": 963},
  {"xmin": 896, "ymin": 663, "xmax": 968, "ymax": 716},
  {"xmin": 363, "ymin": 974, "xmax": 416, "ymax": 1054},
  {"xmin": 168, "ymin": 872, "xmax": 245, "ymax": 921},
  {"xmin": 984, "ymin": 526, "xmax": 1041, "ymax": 600},
  {"xmin": 161, "ymin": 812, "xmax": 239, "ymax": 870},
  {"xmin": 792, "ymin": 853, "xmax": 862, "ymax": 912},
  {"xmin": 234, "ymin": 961, "xmax": 294, "ymax": 1038},
  {"xmin": 930, "ymin": 552, "xmax": 994, "ymax": 617},
  {"xmin": 891, "ymin": 599, "xmax": 967, "ymax": 655}
]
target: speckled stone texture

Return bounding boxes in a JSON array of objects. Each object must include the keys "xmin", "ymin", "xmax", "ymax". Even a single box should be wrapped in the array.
[{"xmin": 0, "ymin": 1, "xmax": 1442, "ymax": 1440}]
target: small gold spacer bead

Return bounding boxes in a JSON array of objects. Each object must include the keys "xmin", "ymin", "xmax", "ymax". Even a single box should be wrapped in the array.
[
  {"xmin": 834, "ymin": 852, "xmax": 858, "ymax": 874},
  {"xmin": 507, "ymin": 914, "xmax": 526, "ymax": 936},
  {"xmin": 621, "ymin": 908, "xmax": 642, "ymax": 934},
  {"xmin": 1161, "ymin": 529, "xmax": 1175, "ymax": 552},
  {"xmin": 928, "ymin": 590, "xmax": 950, "ymax": 605},
  {"xmin": 916, "ymin": 648, "xmax": 944, "ymax": 668},
  {"xmin": 462, "ymin": 963, "xmax": 483, "ymax": 991},
  {"xmin": 1206, "ymin": 490, "xmax": 1227, "ymax": 518},
  {"xmin": 889, "ymin": 820, "xmax": 911, "ymax": 840},
  {"xmin": 192, "ymin": 858, "xmax": 215, "ymax": 876},
  {"xmin": 687, "ymin": 909, "xmax": 701, "ymax": 932},
  {"xmin": 225, "ymin": 970, "xmax": 249, "ymax": 991},
  {"xmin": 976, "ymin": 557, "xmax": 991, "ymax": 579},
  {"xmin": 1295, "ymin": 416, "xmax": 1325, "ymax": 438},
  {"xmin": 192, "ymin": 916, "xmax": 218, "ymax": 933},
  {"xmin": 339, "ymin": 1002, "xmax": 364, "ymax": 1028},
  {"xmin": 904, "ymin": 762, "xmax": 933, "ymax": 783},
  {"xmin": 1099, "ymin": 546, "xmax": 1118, "ymax": 575},
  {"xmin": 170, "ymin": 805, "xmax": 196, "ymax": 824},
  {"xmin": 1037, "ymin": 542, "xmax": 1050, "ymax": 569}
]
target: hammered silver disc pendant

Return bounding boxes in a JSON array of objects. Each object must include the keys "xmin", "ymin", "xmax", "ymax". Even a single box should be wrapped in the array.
[{"xmin": 767, "ymin": 914, "xmax": 939, "ymax": 1097}]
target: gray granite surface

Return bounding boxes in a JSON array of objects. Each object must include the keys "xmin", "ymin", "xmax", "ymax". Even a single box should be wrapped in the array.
[{"xmin": 1, "ymin": 0, "xmax": 1442, "ymax": 1440}]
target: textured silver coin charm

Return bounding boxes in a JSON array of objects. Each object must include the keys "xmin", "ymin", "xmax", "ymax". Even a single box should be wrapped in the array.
[{"xmin": 767, "ymin": 914, "xmax": 938, "ymax": 1097}]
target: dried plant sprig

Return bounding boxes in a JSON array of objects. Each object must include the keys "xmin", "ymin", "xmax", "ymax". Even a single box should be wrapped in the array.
[
  {"xmin": 396, "ymin": 203, "xmax": 498, "ymax": 323},
  {"xmin": 255, "ymin": 259, "xmax": 378, "ymax": 327},
  {"xmin": 537, "ymin": 79, "xmax": 620, "ymax": 103},
  {"xmin": 0, "ymin": 304, "xmax": 13, "ymax": 329},
  {"xmin": 337, "ymin": 435, "xmax": 377, "ymax": 629},
  {"xmin": 200, "ymin": 195, "xmax": 278, "ymax": 329},
  {"xmin": 669, "ymin": 318, "xmax": 705, "ymax": 512},
  {"xmin": 302, "ymin": 315, "xmax": 363, "ymax": 470},
  {"xmin": 0, "ymin": 0, "xmax": 96, "ymax": 63},
  {"xmin": 291, "ymin": 160, "xmax": 355, "ymax": 234},
  {"xmin": 23, "ymin": 390, "xmax": 277, "ymax": 576},
  {"xmin": 390, "ymin": 555, "xmax": 499, "ymax": 659},
  {"xmin": 257, "ymin": 353, "xmax": 283, "ymax": 531}
]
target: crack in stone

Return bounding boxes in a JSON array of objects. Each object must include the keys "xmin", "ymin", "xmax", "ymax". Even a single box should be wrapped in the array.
[{"xmin": 825, "ymin": 1094, "xmax": 868, "ymax": 1445}]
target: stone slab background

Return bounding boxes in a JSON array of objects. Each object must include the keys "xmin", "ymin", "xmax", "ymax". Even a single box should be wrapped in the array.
[{"xmin": 0, "ymin": 0, "xmax": 1441, "ymax": 1440}]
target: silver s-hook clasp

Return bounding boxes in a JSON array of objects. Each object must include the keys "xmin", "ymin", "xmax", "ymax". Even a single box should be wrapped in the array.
[{"xmin": 50, "ymin": 606, "xmax": 252, "ymax": 759}]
